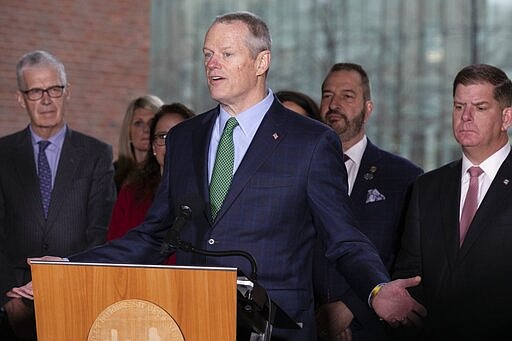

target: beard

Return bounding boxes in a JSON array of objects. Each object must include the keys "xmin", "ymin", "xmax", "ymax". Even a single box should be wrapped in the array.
[{"xmin": 326, "ymin": 109, "xmax": 365, "ymax": 143}]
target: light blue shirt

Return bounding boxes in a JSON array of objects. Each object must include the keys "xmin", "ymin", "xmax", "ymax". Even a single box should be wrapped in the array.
[
  {"xmin": 30, "ymin": 124, "xmax": 67, "ymax": 189},
  {"xmin": 208, "ymin": 89, "xmax": 274, "ymax": 183}
]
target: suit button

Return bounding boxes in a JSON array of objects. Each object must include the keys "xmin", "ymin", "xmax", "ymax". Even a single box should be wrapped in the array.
[
  {"xmin": 208, "ymin": 238, "xmax": 215, "ymax": 245},
  {"xmin": 42, "ymin": 243, "xmax": 49, "ymax": 251}
]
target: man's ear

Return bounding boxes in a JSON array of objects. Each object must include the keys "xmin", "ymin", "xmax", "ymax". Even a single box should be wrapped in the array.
[
  {"xmin": 255, "ymin": 50, "xmax": 271, "ymax": 76},
  {"xmin": 363, "ymin": 100, "xmax": 374, "ymax": 123},
  {"xmin": 16, "ymin": 91, "xmax": 26, "ymax": 109},
  {"xmin": 64, "ymin": 83, "xmax": 71, "ymax": 102},
  {"xmin": 501, "ymin": 106, "xmax": 512, "ymax": 130}
]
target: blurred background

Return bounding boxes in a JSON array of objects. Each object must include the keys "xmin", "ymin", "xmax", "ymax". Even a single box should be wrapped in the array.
[{"xmin": 1, "ymin": 0, "xmax": 511, "ymax": 170}]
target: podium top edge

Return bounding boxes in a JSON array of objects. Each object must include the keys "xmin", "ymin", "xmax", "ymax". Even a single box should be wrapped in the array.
[{"xmin": 30, "ymin": 260, "xmax": 238, "ymax": 272}]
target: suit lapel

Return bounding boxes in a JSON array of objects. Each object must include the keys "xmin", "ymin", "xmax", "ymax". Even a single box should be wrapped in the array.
[
  {"xmin": 213, "ymin": 101, "xmax": 286, "ymax": 224},
  {"xmin": 439, "ymin": 160, "xmax": 463, "ymax": 267},
  {"xmin": 192, "ymin": 109, "xmax": 218, "ymax": 225},
  {"xmin": 13, "ymin": 128, "xmax": 46, "ymax": 224},
  {"xmin": 458, "ymin": 150, "xmax": 512, "ymax": 259},
  {"xmin": 352, "ymin": 140, "xmax": 381, "ymax": 202}
]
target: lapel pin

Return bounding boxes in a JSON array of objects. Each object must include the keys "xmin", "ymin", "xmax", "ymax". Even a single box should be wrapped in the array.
[
  {"xmin": 364, "ymin": 173, "xmax": 374, "ymax": 181},
  {"xmin": 369, "ymin": 166, "xmax": 377, "ymax": 173},
  {"xmin": 273, "ymin": 133, "xmax": 278, "ymax": 140},
  {"xmin": 504, "ymin": 179, "xmax": 510, "ymax": 185}
]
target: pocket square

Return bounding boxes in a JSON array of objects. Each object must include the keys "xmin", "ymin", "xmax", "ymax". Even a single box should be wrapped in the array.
[{"xmin": 366, "ymin": 188, "xmax": 386, "ymax": 203}]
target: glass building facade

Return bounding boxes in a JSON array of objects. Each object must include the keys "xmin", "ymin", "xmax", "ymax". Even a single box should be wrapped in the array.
[{"xmin": 150, "ymin": 0, "xmax": 512, "ymax": 170}]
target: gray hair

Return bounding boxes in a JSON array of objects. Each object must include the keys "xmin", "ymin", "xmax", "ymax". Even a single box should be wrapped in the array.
[
  {"xmin": 16, "ymin": 50, "xmax": 67, "ymax": 90},
  {"xmin": 212, "ymin": 11, "xmax": 271, "ymax": 57}
]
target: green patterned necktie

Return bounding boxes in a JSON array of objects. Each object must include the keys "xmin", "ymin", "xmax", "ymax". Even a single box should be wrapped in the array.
[{"xmin": 210, "ymin": 117, "xmax": 239, "ymax": 220}]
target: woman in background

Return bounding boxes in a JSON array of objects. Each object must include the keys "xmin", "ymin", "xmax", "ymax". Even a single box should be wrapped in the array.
[
  {"xmin": 114, "ymin": 94, "xmax": 164, "ymax": 192},
  {"xmin": 275, "ymin": 90, "xmax": 321, "ymax": 121},
  {"xmin": 107, "ymin": 103, "xmax": 195, "ymax": 264}
]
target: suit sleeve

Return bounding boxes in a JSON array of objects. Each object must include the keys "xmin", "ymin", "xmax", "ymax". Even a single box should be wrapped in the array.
[
  {"xmin": 307, "ymin": 129, "xmax": 389, "ymax": 302},
  {"xmin": 313, "ymin": 241, "xmax": 380, "ymax": 325},
  {"xmin": 70, "ymin": 147, "xmax": 172, "ymax": 265},
  {"xmin": 85, "ymin": 143, "xmax": 116, "ymax": 247},
  {"xmin": 314, "ymin": 160, "xmax": 422, "ymax": 324},
  {"xmin": 0, "ymin": 183, "xmax": 15, "ymax": 306}
]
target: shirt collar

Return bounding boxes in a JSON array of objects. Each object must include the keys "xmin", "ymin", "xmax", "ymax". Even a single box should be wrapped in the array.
[
  {"xmin": 344, "ymin": 135, "xmax": 368, "ymax": 166},
  {"xmin": 461, "ymin": 143, "xmax": 511, "ymax": 180},
  {"xmin": 218, "ymin": 89, "xmax": 274, "ymax": 137},
  {"xmin": 30, "ymin": 124, "xmax": 67, "ymax": 148}
]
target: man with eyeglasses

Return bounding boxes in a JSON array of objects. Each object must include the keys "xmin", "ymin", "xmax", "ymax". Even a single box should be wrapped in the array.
[{"xmin": 0, "ymin": 50, "xmax": 116, "ymax": 340}]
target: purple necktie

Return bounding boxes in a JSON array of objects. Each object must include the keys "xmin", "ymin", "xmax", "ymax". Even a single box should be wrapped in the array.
[
  {"xmin": 459, "ymin": 166, "xmax": 483, "ymax": 246},
  {"xmin": 38, "ymin": 141, "xmax": 52, "ymax": 219}
]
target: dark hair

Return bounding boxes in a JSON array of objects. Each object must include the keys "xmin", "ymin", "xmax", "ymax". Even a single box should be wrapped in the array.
[
  {"xmin": 154, "ymin": 103, "xmax": 195, "ymax": 122},
  {"xmin": 275, "ymin": 90, "xmax": 321, "ymax": 121},
  {"xmin": 453, "ymin": 64, "xmax": 512, "ymax": 109},
  {"xmin": 126, "ymin": 103, "xmax": 195, "ymax": 202},
  {"xmin": 323, "ymin": 63, "xmax": 371, "ymax": 102}
]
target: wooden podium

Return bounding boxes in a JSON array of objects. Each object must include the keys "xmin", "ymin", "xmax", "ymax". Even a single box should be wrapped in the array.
[{"xmin": 31, "ymin": 261, "xmax": 237, "ymax": 341}]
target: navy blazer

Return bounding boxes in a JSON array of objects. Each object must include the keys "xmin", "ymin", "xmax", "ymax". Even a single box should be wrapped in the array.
[
  {"xmin": 393, "ymin": 151, "xmax": 512, "ymax": 340},
  {"xmin": 0, "ymin": 127, "xmax": 115, "ymax": 305},
  {"xmin": 313, "ymin": 140, "xmax": 422, "ymax": 339},
  {"xmin": 71, "ymin": 99, "xmax": 389, "ymax": 340}
]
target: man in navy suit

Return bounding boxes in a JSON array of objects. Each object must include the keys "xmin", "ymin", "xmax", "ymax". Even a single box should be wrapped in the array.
[
  {"xmin": 393, "ymin": 64, "xmax": 512, "ymax": 340},
  {"xmin": 11, "ymin": 12, "xmax": 426, "ymax": 341},
  {"xmin": 313, "ymin": 63, "xmax": 423, "ymax": 341}
]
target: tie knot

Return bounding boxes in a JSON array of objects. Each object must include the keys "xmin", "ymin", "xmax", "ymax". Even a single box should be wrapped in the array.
[
  {"xmin": 224, "ymin": 117, "xmax": 239, "ymax": 133},
  {"xmin": 468, "ymin": 166, "xmax": 483, "ymax": 178},
  {"xmin": 38, "ymin": 140, "xmax": 51, "ymax": 151}
]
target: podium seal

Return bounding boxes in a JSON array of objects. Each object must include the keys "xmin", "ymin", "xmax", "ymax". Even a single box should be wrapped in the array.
[{"xmin": 87, "ymin": 299, "xmax": 184, "ymax": 341}]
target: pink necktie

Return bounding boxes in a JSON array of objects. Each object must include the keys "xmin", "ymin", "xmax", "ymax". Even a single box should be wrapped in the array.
[{"xmin": 459, "ymin": 166, "xmax": 483, "ymax": 246}]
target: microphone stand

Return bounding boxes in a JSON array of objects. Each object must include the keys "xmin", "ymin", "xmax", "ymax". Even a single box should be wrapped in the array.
[
  {"xmin": 166, "ymin": 238, "xmax": 258, "ymax": 281},
  {"xmin": 164, "ymin": 237, "xmax": 300, "ymax": 340}
]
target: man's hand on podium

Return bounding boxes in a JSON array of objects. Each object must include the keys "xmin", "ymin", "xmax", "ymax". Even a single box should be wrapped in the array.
[
  {"xmin": 7, "ymin": 256, "xmax": 66, "ymax": 301},
  {"xmin": 7, "ymin": 282, "xmax": 33, "ymax": 300}
]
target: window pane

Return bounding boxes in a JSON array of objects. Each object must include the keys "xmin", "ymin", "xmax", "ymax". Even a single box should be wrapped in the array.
[{"xmin": 150, "ymin": 0, "xmax": 512, "ymax": 170}]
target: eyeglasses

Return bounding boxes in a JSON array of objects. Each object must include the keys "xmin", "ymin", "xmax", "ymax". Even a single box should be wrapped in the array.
[
  {"xmin": 154, "ymin": 133, "xmax": 167, "ymax": 146},
  {"xmin": 21, "ymin": 85, "xmax": 65, "ymax": 101}
]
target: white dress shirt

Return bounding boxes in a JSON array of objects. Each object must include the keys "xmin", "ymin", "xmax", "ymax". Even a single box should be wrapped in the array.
[
  {"xmin": 459, "ymin": 143, "xmax": 510, "ymax": 218},
  {"xmin": 344, "ymin": 135, "xmax": 368, "ymax": 195}
]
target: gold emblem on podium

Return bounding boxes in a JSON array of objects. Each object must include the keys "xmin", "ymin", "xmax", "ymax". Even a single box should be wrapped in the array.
[{"xmin": 87, "ymin": 299, "xmax": 184, "ymax": 341}]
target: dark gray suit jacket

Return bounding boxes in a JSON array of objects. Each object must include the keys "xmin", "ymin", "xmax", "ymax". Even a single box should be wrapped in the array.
[
  {"xmin": 0, "ymin": 126, "xmax": 115, "ymax": 304},
  {"xmin": 393, "ymin": 150, "xmax": 512, "ymax": 340}
]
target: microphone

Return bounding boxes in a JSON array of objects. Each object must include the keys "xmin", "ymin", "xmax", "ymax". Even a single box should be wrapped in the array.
[
  {"xmin": 159, "ymin": 194, "xmax": 259, "ymax": 281},
  {"xmin": 160, "ymin": 195, "xmax": 203, "ymax": 255}
]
